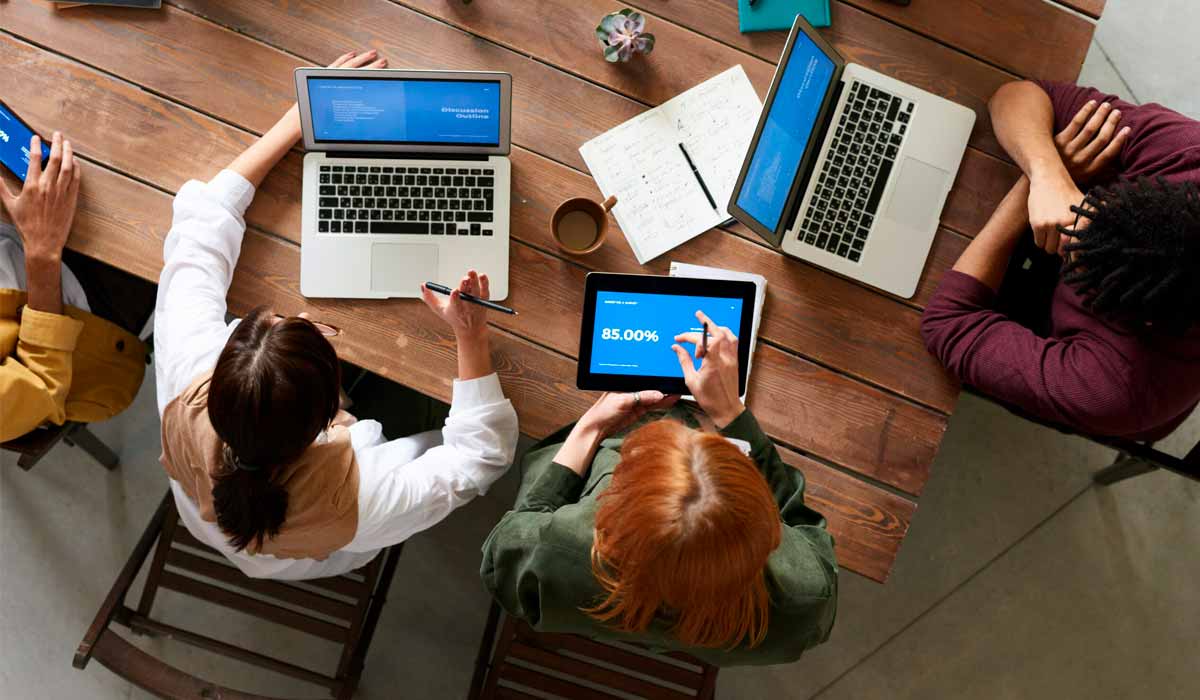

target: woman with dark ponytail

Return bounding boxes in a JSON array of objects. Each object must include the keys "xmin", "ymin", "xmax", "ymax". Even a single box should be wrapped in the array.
[{"xmin": 154, "ymin": 52, "xmax": 519, "ymax": 579}]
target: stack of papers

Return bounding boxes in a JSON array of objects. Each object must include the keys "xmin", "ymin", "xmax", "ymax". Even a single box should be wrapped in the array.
[
  {"xmin": 669, "ymin": 261, "xmax": 767, "ymax": 402},
  {"xmin": 580, "ymin": 66, "xmax": 762, "ymax": 264}
]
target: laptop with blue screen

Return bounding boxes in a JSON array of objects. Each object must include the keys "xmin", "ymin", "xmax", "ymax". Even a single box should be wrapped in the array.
[
  {"xmin": 295, "ymin": 69, "xmax": 512, "ymax": 300},
  {"xmin": 727, "ymin": 16, "xmax": 974, "ymax": 299}
]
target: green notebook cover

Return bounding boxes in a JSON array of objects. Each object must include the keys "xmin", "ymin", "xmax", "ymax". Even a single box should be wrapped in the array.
[{"xmin": 738, "ymin": 0, "xmax": 831, "ymax": 32}]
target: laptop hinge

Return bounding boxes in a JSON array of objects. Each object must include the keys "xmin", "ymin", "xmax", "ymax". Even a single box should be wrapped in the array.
[{"xmin": 318, "ymin": 151, "xmax": 492, "ymax": 161}]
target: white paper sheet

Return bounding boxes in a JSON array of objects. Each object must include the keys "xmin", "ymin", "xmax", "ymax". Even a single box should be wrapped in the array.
[{"xmin": 580, "ymin": 66, "xmax": 762, "ymax": 264}]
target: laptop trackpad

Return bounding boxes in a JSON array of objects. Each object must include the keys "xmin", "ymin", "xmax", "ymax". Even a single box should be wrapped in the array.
[
  {"xmin": 371, "ymin": 244, "xmax": 439, "ymax": 295},
  {"xmin": 885, "ymin": 158, "xmax": 949, "ymax": 231}
]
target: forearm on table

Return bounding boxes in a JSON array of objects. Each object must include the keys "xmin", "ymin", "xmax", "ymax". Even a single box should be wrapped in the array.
[
  {"xmin": 990, "ymin": 81, "xmax": 1071, "ymax": 183},
  {"xmin": 951, "ymin": 176, "xmax": 1031, "ymax": 292},
  {"xmin": 227, "ymin": 106, "xmax": 302, "ymax": 188},
  {"xmin": 24, "ymin": 254, "xmax": 64, "ymax": 315}
]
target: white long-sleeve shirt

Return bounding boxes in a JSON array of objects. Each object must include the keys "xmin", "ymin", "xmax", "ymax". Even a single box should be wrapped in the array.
[{"xmin": 154, "ymin": 170, "xmax": 519, "ymax": 579}]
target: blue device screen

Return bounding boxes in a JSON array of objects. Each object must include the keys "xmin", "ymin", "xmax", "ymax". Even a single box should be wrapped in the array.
[
  {"xmin": 0, "ymin": 103, "xmax": 50, "ymax": 182},
  {"xmin": 590, "ymin": 291, "xmax": 744, "ymax": 378},
  {"xmin": 735, "ymin": 31, "xmax": 836, "ymax": 232},
  {"xmin": 307, "ymin": 78, "xmax": 501, "ymax": 146}
]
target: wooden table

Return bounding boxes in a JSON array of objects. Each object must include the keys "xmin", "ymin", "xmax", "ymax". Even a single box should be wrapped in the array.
[{"xmin": 0, "ymin": 0, "xmax": 1099, "ymax": 583}]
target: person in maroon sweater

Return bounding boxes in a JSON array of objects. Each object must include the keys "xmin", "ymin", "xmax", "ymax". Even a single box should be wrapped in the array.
[{"xmin": 921, "ymin": 80, "xmax": 1200, "ymax": 441}]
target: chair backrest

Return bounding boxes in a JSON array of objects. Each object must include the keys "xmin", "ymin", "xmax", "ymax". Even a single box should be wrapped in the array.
[
  {"xmin": 75, "ymin": 492, "xmax": 401, "ymax": 700},
  {"xmin": 472, "ymin": 609, "xmax": 718, "ymax": 700}
]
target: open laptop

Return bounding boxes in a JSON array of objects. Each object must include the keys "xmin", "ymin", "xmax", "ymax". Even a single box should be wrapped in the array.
[
  {"xmin": 295, "ymin": 69, "xmax": 512, "ymax": 300},
  {"xmin": 727, "ymin": 16, "xmax": 975, "ymax": 298}
]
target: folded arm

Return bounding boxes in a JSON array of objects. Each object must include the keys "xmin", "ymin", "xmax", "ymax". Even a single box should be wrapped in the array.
[{"xmin": 0, "ymin": 308, "xmax": 83, "ymax": 440}]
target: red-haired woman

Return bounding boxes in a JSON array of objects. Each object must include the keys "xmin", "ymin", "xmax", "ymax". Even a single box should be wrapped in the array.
[{"xmin": 481, "ymin": 312, "xmax": 837, "ymax": 665}]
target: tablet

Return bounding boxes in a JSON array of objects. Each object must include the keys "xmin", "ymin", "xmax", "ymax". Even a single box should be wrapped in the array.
[{"xmin": 577, "ymin": 273, "xmax": 757, "ymax": 395}]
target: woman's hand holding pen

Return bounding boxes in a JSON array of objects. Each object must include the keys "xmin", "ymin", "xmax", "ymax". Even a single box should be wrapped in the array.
[
  {"xmin": 673, "ymin": 310, "xmax": 744, "ymax": 429},
  {"xmin": 421, "ymin": 270, "xmax": 495, "ymax": 380}
]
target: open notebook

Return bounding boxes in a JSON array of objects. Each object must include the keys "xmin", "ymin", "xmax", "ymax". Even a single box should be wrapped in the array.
[
  {"xmin": 580, "ymin": 66, "xmax": 762, "ymax": 264},
  {"xmin": 669, "ymin": 261, "xmax": 767, "ymax": 403}
]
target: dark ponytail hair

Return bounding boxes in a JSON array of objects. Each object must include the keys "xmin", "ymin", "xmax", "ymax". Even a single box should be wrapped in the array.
[{"xmin": 207, "ymin": 307, "xmax": 342, "ymax": 552}]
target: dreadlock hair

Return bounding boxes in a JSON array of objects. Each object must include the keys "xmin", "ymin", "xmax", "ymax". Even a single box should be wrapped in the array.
[{"xmin": 1061, "ymin": 176, "xmax": 1200, "ymax": 333}]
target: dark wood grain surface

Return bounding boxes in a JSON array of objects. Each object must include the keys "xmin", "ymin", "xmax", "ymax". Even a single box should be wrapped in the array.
[{"xmin": 0, "ymin": 0, "xmax": 1099, "ymax": 581}]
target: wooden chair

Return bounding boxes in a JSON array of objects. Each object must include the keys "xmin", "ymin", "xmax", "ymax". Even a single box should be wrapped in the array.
[
  {"xmin": 2, "ymin": 421, "xmax": 119, "ymax": 471},
  {"xmin": 468, "ymin": 602, "xmax": 718, "ymax": 700},
  {"xmin": 74, "ymin": 492, "xmax": 402, "ymax": 699}
]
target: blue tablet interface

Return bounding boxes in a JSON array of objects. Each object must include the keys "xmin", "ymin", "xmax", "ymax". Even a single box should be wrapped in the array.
[
  {"xmin": 735, "ymin": 30, "xmax": 836, "ymax": 231},
  {"xmin": 0, "ymin": 104, "xmax": 50, "ymax": 182},
  {"xmin": 307, "ymin": 77, "xmax": 501, "ymax": 146},
  {"xmin": 590, "ymin": 291, "xmax": 744, "ymax": 378}
]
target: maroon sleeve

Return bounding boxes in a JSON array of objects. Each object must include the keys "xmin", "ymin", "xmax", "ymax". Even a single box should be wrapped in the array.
[
  {"xmin": 1035, "ymin": 80, "xmax": 1200, "ymax": 183},
  {"xmin": 921, "ymin": 271, "xmax": 1139, "ymax": 435}
]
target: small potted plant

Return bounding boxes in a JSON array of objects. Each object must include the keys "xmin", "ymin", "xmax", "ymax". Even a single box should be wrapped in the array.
[{"xmin": 596, "ymin": 9, "xmax": 656, "ymax": 63}]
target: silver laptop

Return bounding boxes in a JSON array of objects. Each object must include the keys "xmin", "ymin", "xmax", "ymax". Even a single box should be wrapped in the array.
[
  {"xmin": 728, "ymin": 16, "xmax": 975, "ymax": 299},
  {"xmin": 295, "ymin": 69, "xmax": 512, "ymax": 300}
]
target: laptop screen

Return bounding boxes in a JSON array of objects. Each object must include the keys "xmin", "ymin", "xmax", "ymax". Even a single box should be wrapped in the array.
[
  {"xmin": 734, "ymin": 32, "xmax": 837, "ymax": 232},
  {"xmin": 306, "ymin": 77, "xmax": 502, "ymax": 147}
]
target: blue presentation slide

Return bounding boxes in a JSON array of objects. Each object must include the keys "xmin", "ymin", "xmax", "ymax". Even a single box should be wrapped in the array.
[
  {"xmin": 308, "ymin": 78, "xmax": 501, "ymax": 145},
  {"xmin": 736, "ymin": 32, "xmax": 835, "ymax": 231},
  {"xmin": 0, "ymin": 105, "xmax": 49, "ymax": 182},
  {"xmin": 590, "ymin": 291, "xmax": 744, "ymax": 378}
]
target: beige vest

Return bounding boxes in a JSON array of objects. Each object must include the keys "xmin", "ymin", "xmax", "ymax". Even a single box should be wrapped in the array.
[{"xmin": 160, "ymin": 372, "xmax": 360, "ymax": 560}]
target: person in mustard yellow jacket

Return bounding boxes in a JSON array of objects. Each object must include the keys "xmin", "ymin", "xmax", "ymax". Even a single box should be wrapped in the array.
[{"xmin": 0, "ymin": 131, "xmax": 145, "ymax": 443}]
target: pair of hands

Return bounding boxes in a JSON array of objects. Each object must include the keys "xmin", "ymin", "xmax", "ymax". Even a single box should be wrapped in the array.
[
  {"xmin": 557, "ymin": 310, "xmax": 745, "ymax": 476},
  {"xmin": 1027, "ymin": 99, "xmax": 1129, "ymax": 255},
  {"xmin": 1, "ymin": 132, "xmax": 81, "ymax": 266}
]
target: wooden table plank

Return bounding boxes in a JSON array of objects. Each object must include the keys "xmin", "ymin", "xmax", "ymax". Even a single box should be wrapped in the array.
[
  {"xmin": 2, "ymin": 5, "xmax": 961, "ymax": 414},
  {"xmin": 1053, "ymin": 0, "xmax": 1107, "ymax": 20},
  {"xmin": 837, "ymin": 0, "xmax": 1094, "ymax": 80},
  {"xmin": 0, "ymin": 30, "xmax": 946, "ymax": 494},
  {"xmin": 624, "ymin": 0, "xmax": 1015, "ymax": 161}
]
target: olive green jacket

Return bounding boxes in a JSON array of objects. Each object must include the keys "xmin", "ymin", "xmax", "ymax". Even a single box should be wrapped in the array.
[{"xmin": 479, "ymin": 407, "xmax": 838, "ymax": 667}]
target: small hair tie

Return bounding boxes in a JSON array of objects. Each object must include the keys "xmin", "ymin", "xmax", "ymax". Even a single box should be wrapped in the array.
[{"xmin": 233, "ymin": 456, "xmax": 262, "ymax": 472}]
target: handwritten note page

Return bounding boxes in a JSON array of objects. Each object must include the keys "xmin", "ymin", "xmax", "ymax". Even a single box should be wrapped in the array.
[{"xmin": 580, "ymin": 66, "xmax": 762, "ymax": 264}]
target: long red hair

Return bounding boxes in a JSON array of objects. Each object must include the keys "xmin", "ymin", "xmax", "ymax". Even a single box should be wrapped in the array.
[{"xmin": 586, "ymin": 419, "xmax": 782, "ymax": 649}]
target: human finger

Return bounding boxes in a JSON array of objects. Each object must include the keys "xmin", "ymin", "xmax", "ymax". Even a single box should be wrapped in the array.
[
  {"xmin": 419, "ymin": 283, "xmax": 445, "ymax": 312},
  {"xmin": 478, "ymin": 273, "xmax": 490, "ymax": 300},
  {"xmin": 673, "ymin": 331, "xmax": 703, "ymax": 346},
  {"xmin": 693, "ymin": 309, "xmax": 716, "ymax": 329},
  {"xmin": 0, "ymin": 175, "xmax": 17, "ymax": 208},
  {"xmin": 42, "ymin": 132, "xmax": 63, "ymax": 186},
  {"xmin": 671, "ymin": 344, "xmax": 699, "ymax": 382},
  {"xmin": 1091, "ymin": 126, "xmax": 1130, "ymax": 171},
  {"xmin": 1077, "ymin": 108, "xmax": 1121, "ymax": 163},
  {"xmin": 466, "ymin": 269, "xmax": 481, "ymax": 296},
  {"xmin": 1067, "ymin": 101, "xmax": 1110, "ymax": 153},
  {"xmin": 368, "ymin": 58, "xmax": 388, "ymax": 69},
  {"xmin": 342, "ymin": 49, "xmax": 379, "ymax": 69},
  {"xmin": 327, "ymin": 51, "xmax": 357, "ymax": 68},
  {"xmin": 1057, "ymin": 100, "xmax": 1096, "ymax": 145},
  {"xmin": 58, "ymin": 139, "xmax": 75, "ymax": 188},
  {"xmin": 24, "ymin": 135, "xmax": 43, "ymax": 188}
]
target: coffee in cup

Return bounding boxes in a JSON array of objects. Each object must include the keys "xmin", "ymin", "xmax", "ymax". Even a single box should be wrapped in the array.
[{"xmin": 552, "ymin": 195, "xmax": 617, "ymax": 255}]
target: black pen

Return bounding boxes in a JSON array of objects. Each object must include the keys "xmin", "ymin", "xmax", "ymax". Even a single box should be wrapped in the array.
[
  {"xmin": 678, "ymin": 143, "xmax": 719, "ymax": 211},
  {"xmin": 701, "ymin": 321, "xmax": 709, "ymax": 357},
  {"xmin": 424, "ymin": 282, "xmax": 518, "ymax": 316}
]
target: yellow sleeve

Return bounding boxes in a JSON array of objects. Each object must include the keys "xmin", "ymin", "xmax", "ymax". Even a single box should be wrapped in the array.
[{"xmin": 0, "ymin": 307, "xmax": 83, "ymax": 442}]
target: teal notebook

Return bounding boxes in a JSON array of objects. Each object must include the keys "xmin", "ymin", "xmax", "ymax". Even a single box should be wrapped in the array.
[{"xmin": 738, "ymin": 0, "xmax": 830, "ymax": 32}]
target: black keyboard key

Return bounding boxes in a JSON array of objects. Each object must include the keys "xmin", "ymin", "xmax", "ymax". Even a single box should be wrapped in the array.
[
  {"xmin": 418, "ymin": 210, "xmax": 429, "ymax": 221},
  {"xmin": 363, "ymin": 198, "xmax": 375, "ymax": 208},
  {"xmin": 886, "ymin": 145, "xmax": 899, "ymax": 159},
  {"xmin": 898, "ymin": 111, "xmax": 910, "ymax": 124},
  {"xmin": 382, "ymin": 210, "xmax": 394, "ymax": 221},
  {"xmin": 405, "ymin": 175, "xmax": 415, "ymax": 185},
  {"xmin": 423, "ymin": 187, "xmax": 434, "ymax": 198},
  {"xmin": 355, "ymin": 221, "xmax": 369, "ymax": 233},
  {"xmin": 349, "ymin": 185, "xmax": 361, "ymax": 196},
  {"xmin": 332, "ymin": 174, "xmax": 343, "ymax": 185},
  {"xmin": 852, "ymin": 238, "xmax": 865, "ymax": 251},
  {"xmin": 455, "ymin": 211, "xmax": 466, "ymax": 222},
  {"xmin": 441, "ymin": 176, "xmax": 453, "ymax": 186},
  {"xmin": 467, "ymin": 212, "xmax": 493, "ymax": 222},
  {"xmin": 401, "ymin": 199, "xmax": 412, "ymax": 208},
  {"xmin": 318, "ymin": 220, "xmax": 328, "ymax": 232},
  {"xmin": 370, "ymin": 210, "xmax": 382, "ymax": 221},
  {"xmin": 319, "ymin": 208, "xmax": 332, "ymax": 219},
  {"xmin": 478, "ymin": 177, "xmax": 494, "ymax": 187},
  {"xmin": 435, "ymin": 187, "xmax": 446, "ymax": 198},
  {"xmin": 482, "ymin": 229, "xmax": 493, "ymax": 236},
  {"xmin": 432, "ymin": 168, "xmax": 444, "ymax": 174},
  {"xmin": 431, "ymin": 223, "xmax": 444, "ymax": 234},
  {"xmin": 849, "ymin": 251, "xmax": 861, "ymax": 262},
  {"xmin": 373, "ymin": 221, "xmax": 429, "ymax": 235},
  {"xmin": 473, "ymin": 200, "xmax": 486, "ymax": 211},
  {"xmin": 465, "ymin": 176, "xmax": 476, "ymax": 187},
  {"xmin": 437, "ymin": 199, "xmax": 448, "ymax": 209},
  {"xmin": 368, "ymin": 174, "xmax": 379, "ymax": 185},
  {"xmin": 865, "ymin": 159, "xmax": 893, "ymax": 214},
  {"xmin": 406, "ymin": 210, "xmax": 419, "ymax": 221},
  {"xmin": 890, "ymin": 133, "xmax": 903, "ymax": 146},
  {"xmin": 320, "ymin": 173, "xmax": 330, "ymax": 184},
  {"xmin": 431, "ymin": 211, "xmax": 442, "ymax": 222},
  {"xmin": 425, "ymin": 199, "xmax": 436, "ymax": 209},
  {"xmin": 419, "ymin": 167, "xmax": 431, "ymax": 174},
  {"xmin": 816, "ymin": 233, "xmax": 829, "ymax": 247},
  {"xmin": 319, "ymin": 197, "xmax": 337, "ymax": 207},
  {"xmin": 357, "ymin": 209, "xmax": 369, "ymax": 219},
  {"xmin": 388, "ymin": 198, "xmax": 399, "ymax": 208},
  {"xmin": 838, "ymin": 243, "xmax": 850, "ymax": 257},
  {"xmin": 416, "ymin": 175, "xmax": 427, "ymax": 186},
  {"xmin": 449, "ymin": 200, "xmax": 460, "ymax": 210},
  {"xmin": 331, "ymin": 165, "xmax": 343, "ymax": 172},
  {"xmin": 470, "ymin": 223, "xmax": 481, "ymax": 235},
  {"xmin": 383, "ymin": 166, "xmax": 394, "ymax": 173},
  {"xmin": 453, "ymin": 176, "xmax": 464, "ymax": 187},
  {"xmin": 471, "ymin": 188, "xmax": 482, "ymax": 198},
  {"xmin": 331, "ymin": 220, "xmax": 342, "ymax": 233},
  {"xmin": 470, "ymin": 168, "xmax": 481, "ymax": 175},
  {"xmin": 346, "ymin": 209, "xmax": 356, "ymax": 220},
  {"xmin": 355, "ymin": 174, "xmax": 367, "ymax": 184},
  {"xmin": 320, "ymin": 165, "xmax": 331, "ymax": 172},
  {"xmin": 352, "ymin": 198, "xmax": 364, "ymax": 208},
  {"xmin": 374, "ymin": 186, "xmax": 386, "ymax": 196},
  {"xmin": 337, "ymin": 185, "xmax": 348, "ymax": 196},
  {"xmin": 397, "ymin": 187, "xmax": 408, "ymax": 197},
  {"xmin": 334, "ymin": 209, "xmax": 344, "ymax": 219}
]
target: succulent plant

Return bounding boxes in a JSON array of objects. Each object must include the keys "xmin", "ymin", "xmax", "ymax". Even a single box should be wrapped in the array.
[{"xmin": 596, "ymin": 9, "xmax": 656, "ymax": 63}]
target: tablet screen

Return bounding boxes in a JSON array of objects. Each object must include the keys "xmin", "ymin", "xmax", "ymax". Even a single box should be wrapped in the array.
[
  {"xmin": 577, "ymin": 273, "xmax": 757, "ymax": 395},
  {"xmin": 590, "ymin": 291, "xmax": 743, "ymax": 377}
]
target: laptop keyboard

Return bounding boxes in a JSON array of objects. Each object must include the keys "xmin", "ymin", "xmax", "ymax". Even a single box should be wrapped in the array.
[
  {"xmin": 797, "ymin": 81, "xmax": 914, "ymax": 263},
  {"xmin": 316, "ymin": 164, "xmax": 496, "ymax": 236}
]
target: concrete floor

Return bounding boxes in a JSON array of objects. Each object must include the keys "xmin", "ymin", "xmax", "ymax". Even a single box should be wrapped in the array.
[{"xmin": 3, "ymin": 1, "xmax": 1199, "ymax": 698}]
